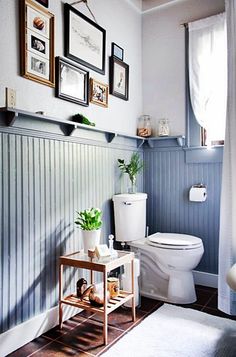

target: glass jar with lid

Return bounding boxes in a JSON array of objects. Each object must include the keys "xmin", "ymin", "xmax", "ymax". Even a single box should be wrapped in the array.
[{"xmin": 137, "ymin": 115, "xmax": 152, "ymax": 137}]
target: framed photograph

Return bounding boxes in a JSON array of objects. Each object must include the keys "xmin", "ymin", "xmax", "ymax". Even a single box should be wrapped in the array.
[
  {"xmin": 34, "ymin": 0, "xmax": 48, "ymax": 7},
  {"xmin": 111, "ymin": 42, "xmax": 124, "ymax": 61},
  {"xmin": 20, "ymin": 0, "xmax": 55, "ymax": 87},
  {"xmin": 109, "ymin": 57, "xmax": 129, "ymax": 101},
  {"xmin": 64, "ymin": 3, "xmax": 106, "ymax": 74},
  {"xmin": 56, "ymin": 57, "xmax": 89, "ymax": 106},
  {"xmin": 90, "ymin": 78, "xmax": 108, "ymax": 108}
]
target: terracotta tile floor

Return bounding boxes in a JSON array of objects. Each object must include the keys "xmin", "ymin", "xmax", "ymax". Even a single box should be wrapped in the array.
[{"xmin": 7, "ymin": 285, "xmax": 236, "ymax": 357}]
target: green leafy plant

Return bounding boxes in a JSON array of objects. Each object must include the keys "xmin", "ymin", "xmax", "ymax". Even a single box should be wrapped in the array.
[
  {"xmin": 75, "ymin": 208, "xmax": 102, "ymax": 231},
  {"xmin": 118, "ymin": 152, "xmax": 143, "ymax": 187},
  {"xmin": 72, "ymin": 113, "xmax": 95, "ymax": 127}
]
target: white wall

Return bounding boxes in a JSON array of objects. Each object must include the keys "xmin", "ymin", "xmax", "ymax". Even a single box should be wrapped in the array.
[
  {"xmin": 142, "ymin": 0, "xmax": 225, "ymax": 136},
  {"xmin": 0, "ymin": 0, "xmax": 142, "ymax": 135}
]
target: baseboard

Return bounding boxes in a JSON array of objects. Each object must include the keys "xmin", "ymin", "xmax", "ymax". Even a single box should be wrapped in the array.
[
  {"xmin": 193, "ymin": 270, "xmax": 218, "ymax": 288},
  {"xmin": 0, "ymin": 305, "xmax": 82, "ymax": 357}
]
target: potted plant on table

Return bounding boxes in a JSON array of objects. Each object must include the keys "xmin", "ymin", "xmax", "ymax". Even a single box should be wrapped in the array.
[
  {"xmin": 75, "ymin": 207, "xmax": 102, "ymax": 254},
  {"xmin": 118, "ymin": 152, "xmax": 143, "ymax": 193}
]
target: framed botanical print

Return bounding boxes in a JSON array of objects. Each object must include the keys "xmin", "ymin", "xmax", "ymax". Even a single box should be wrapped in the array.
[
  {"xmin": 90, "ymin": 78, "xmax": 108, "ymax": 107},
  {"xmin": 20, "ymin": 0, "xmax": 55, "ymax": 87},
  {"xmin": 109, "ymin": 57, "xmax": 129, "ymax": 101},
  {"xmin": 64, "ymin": 3, "xmax": 106, "ymax": 75},
  {"xmin": 56, "ymin": 57, "xmax": 89, "ymax": 106}
]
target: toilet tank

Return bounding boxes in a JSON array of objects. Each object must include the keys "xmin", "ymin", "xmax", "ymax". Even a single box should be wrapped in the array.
[{"xmin": 113, "ymin": 193, "xmax": 147, "ymax": 242}]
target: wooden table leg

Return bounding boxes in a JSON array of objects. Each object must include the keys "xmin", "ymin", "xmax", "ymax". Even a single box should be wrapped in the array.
[
  {"xmin": 59, "ymin": 263, "xmax": 63, "ymax": 329},
  {"xmin": 131, "ymin": 258, "xmax": 136, "ymax": 322},
  {"xmin": 103, "ymin": 269, "xmax": 108, "ymax": 345}
]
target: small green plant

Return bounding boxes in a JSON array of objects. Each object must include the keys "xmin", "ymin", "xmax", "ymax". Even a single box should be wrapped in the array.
[
  {"xmin": 75, "ymin": 208, "xmax": 102, "ymax": 231},
  {"xmin": 72, "ymin": 113, "xmax": 95, "ymax": 126},
  {"xmin": 118, "ymin": 152, "xmax": 143, "ymax": 188}
]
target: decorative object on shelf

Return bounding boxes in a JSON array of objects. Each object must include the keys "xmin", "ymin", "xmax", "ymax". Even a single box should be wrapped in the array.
[
  {"xmin": 80, "ymin": 283, "xmax": 110, "ymax": 307},
  {"xmin": 137, "ymin": 115, "xmax": 152, "ymax": 137},
  {"xmin": 20, "ymin": 0, "xmax": 55, "ymax": 87},
  {"xmin": 118, "ymin": 152, "xmax": 143, "ymax": 194},
  {"xmin": 76, "ymin": 278, "xmax": 87, "ymax": 298},
  {"xmin": 107, "ymin": 277, "xmax": 120, "ymax": 298},
  {"xmin": 111, "ymin": 42, "xmax": 124, "ymax": 61},
  {"xmin": 56, "ymin": 57, "xmax": 89, "ymax": 106},
  {"xmin": 72, "ymin": 113, "xmax": 95, "ymax": 126},
  {"xmin": 109, "ymin": 57, "xmax": 129, "ymax": 100},
  {"xmin": 108, "ymin": 234, "xmax": 118, "ymax": 258},
  {"xmin": 95, "ymin": 244, "xmax": 111, "ymax": 258},
  {"xmin": 88, "ymin": 249, "xmax": 96, "ymax": 259},
  {"xmin": 158, "ymin": 119, "xmax": 170, "ymax": 136},
  {"xmin": 90, "ymin": 78, "xmax": 109, "ymax": 108},
  {"xmin": 64, "ymin": 3, "xmax": 106, "ymax": 74},
  {"xmin": 75, "ymin": 207, "xmax": 102, "ymax": 253},
  {"xmin": 34, "ymin": 0, "xmax": 48, "ymax": 8}
]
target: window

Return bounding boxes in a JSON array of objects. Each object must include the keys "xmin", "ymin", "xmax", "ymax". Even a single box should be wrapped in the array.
[{"xmin": 187, "ymin": 13, "xmax": 227, "ymax": 147}]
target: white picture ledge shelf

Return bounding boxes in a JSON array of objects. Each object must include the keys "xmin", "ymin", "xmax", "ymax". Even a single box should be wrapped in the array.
[{"xmin": 0, "ymin": 108, "xmax": 185, "ymax": 148}]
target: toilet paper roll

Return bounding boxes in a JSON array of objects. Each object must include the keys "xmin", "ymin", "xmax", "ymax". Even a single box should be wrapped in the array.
[
  {"xmin": 189, "ymin": 186, "xmax": 207, "ymax": 202},
  {"xmin": 124, "ymin": 258, "xmax": 140, "ymax": 278}
]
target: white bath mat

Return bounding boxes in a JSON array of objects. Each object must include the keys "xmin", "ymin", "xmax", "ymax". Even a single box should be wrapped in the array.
[{"xmin": 102, "ymin": 303, "xmax": 236, "ymax": 357}]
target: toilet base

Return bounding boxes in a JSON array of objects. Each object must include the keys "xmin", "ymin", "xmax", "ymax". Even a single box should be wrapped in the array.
[
  {"xmin": 167, "ymin": 271, "xmax": 196, "ymax": 304},
  {"xmin": 140, "ymin": 271, "xmax": 197, "ymax": 304}
]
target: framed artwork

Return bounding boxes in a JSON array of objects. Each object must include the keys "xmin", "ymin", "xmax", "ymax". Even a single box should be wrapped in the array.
[
  {"xmin": 56, "ymin": 57, "xmax": 89, "ymax": 106},
  {"xmin": 90, "ymin": 78, "xmax": 108, "ymax": 108},
  {"xmin": 64, "ymin": 3, "xmax": 106, "ymax": 74},
  {"xmin": 111, "ymin": 42, "xmax": 124, "ymax": 61},
  {"xmin": 20, "ymin": 0, "xmax": 55, "ymax": 87},
  {"xmin": 34, "ymin": 0, "xmax": 48, "ymax": 7},
  {"xmin": 109, "ymin": 57, "xmax": 129, "ymax": 101}
]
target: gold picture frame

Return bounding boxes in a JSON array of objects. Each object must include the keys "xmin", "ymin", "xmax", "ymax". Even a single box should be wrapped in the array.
[
  {"xmin": 90, "ymin": 78, "xmax": 109, "ymax": 108},
  {"xmin": 20, "ymin": 0, "xmax": 55, "ymax": 87}
]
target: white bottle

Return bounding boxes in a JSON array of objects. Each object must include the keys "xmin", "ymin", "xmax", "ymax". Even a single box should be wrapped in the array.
[{"xmin": 108, "ymin": 234, "xmax": 118, "ymax": 258}]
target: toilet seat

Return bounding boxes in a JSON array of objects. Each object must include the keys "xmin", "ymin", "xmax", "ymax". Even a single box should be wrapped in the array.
[{"xmin": 147, "ymin": 233, "xmax": 203, "ymax": 250}]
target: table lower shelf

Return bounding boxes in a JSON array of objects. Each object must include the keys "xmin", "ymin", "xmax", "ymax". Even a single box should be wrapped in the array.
[{"xmin": 61, "ymin": 290, "xmax": 133, "ymax": 315}]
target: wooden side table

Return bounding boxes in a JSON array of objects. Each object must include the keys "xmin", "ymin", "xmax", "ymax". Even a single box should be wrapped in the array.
[{"xmin": 59, "ymin": 250, "xmax": 135, "ymax": 345}]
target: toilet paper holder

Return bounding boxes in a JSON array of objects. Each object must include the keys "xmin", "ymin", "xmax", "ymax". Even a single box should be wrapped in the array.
[{"xmin": 189, "ymin": 183, "xmax": 207, "ymax": 202}]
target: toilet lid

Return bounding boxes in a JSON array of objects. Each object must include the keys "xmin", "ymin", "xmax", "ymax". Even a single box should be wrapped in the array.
[{"xmin": 147, "ymin": 233, "xmax": 202, "ymax": 250}]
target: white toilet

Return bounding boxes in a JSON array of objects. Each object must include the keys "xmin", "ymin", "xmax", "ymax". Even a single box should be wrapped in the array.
[{"xmin": 113, "ymin": 193, "xmax": 204, "ymax": 304}]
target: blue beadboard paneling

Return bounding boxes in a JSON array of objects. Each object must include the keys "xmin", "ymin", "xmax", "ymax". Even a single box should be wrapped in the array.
[
  {"xmin": 0, "ymin": 123, "xmax": 222, "ymax": 335},
  {"xmin": 0, "ymin": 131, "xmax": 143, "ymax": 334},
  {"xmin": 144, "ymin": 148, "xmax": 222, "ymax": 275}
]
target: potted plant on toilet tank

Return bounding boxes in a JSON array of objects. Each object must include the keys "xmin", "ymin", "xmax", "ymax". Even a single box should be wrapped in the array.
[
  {"xmin": 118, "ymin": 152, "xmax": 143, "ymax": 193},
  {"xmin": 75, "ymin": 207, "xmax": 102, "ymax": 254}
]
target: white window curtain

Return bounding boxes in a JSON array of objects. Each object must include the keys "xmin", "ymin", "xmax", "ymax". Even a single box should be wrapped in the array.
[
  {"xmin": 188, "ymin": 13, "xmax": 227, "ymax": 145},
  {"xmin": 218, "ymin": 0, "xmax": 236, "ymax": 315}
]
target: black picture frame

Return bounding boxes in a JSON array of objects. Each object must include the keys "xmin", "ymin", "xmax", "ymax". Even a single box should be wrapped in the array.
[
  {"xmin": 64, "ymin": 3, "xmax": 106, "ymax": 75},
  {"xmin": 56, "ymin": 57, "xmax": 89, "ymax": 106},
  {"xmin": 109, "ymin": 57, "xmax": 129, "ymax": 101},
  {"xmin": 35, "ymin": 0, "xmax": 49, "ymax": 8},
  {"xmin": 111, "ymin": 42, "xmax": 124, "ymax": 61}
]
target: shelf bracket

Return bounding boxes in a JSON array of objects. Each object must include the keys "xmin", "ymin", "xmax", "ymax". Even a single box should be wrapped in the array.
[
  {"xmin": 147, "ymin": 139, "xmax": 154, "ymax": 148},
  {"xmin": 177, "ymin": 136, "xmax": 185, "ymax": 147},
  {"xmin": 137, "ymin": 138, "xmax": 145, "ymax": 148},
  {"xmin": 65, "ymin": 124, "xmax": 77, "ymax": 136},
  {"xmin": 106, "ymin": 132, "xmax": 116, "ymax": 143},
  {"xmin": 5, "ymin": 111, "xmax": 18, "ymax": 126}
]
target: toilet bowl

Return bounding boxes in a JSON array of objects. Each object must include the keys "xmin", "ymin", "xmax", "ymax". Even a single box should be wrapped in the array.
[
  {"xmin": 113, "ymin": 193, "xmax": 204, "ymax": 304},
  {"xmin": 129, "ymin": 233, "xmax": 204, "ymax": 303}
]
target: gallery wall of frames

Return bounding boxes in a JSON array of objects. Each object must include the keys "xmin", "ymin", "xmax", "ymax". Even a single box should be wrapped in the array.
[{"xmin": 20, "ymin": 0, "xmax": 130, "ymax": 109}]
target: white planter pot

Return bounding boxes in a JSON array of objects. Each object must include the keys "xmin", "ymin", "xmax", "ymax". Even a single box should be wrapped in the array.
[{"xmin": 82, "ymin": 229, "xmax": 101, "ymax": 253}]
